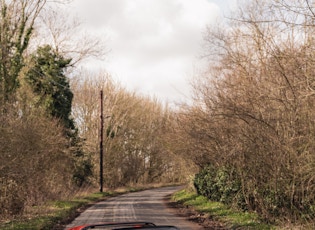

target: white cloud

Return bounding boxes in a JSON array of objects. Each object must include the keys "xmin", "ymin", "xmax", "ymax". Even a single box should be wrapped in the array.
[{"xmin": 70, "ymin": 0, "xmax": 223, "ymax": 104}]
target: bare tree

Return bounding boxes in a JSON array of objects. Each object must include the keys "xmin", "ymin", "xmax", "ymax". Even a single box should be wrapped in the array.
[
  {"xmin": 71, "ymin": 70, "xmax": 188, "ymax": 188},
  {"xmin": 34, "ymin": 6, "xmax": 107, "ymax": 67},
  {"xmin": 184, "ymin": 0, "xmax": 315, "ymax": 223},
  {"xmin": 0, "ymin": 0, "xmax": 46, "ymax": 103}
]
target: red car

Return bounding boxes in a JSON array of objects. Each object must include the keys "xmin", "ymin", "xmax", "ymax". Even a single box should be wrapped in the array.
[{"xmin": 67, "ymin": 221, "xmax": 179, "ymax": 229}]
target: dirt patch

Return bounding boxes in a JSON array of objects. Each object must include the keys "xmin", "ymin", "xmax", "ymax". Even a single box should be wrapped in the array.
[{"xmin": 165, "ymin": 195, "xmax": 228, "ymax": 229}]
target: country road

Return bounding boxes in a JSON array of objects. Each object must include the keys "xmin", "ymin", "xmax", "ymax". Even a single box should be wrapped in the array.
[{"xmin": 65, "ymin": 186, "xmax": 203, "ymax": 230}]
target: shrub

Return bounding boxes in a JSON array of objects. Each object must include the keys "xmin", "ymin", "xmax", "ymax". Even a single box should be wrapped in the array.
[
  {"xmin": 194, "ymin": 164, "xmax": 244, "ymax": 207},
  {"xmin": 0, "ymin": 106, "xmax": 75, "ymax": 220}
]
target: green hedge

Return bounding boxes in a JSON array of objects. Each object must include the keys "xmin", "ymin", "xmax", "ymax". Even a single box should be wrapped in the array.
[{"xmin": 194, "ymin": 164, "xmax": 245, "ymax": 208}]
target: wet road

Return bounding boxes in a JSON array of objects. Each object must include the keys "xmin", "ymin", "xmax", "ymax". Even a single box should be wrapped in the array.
[{"xmin": 65, "ymin": 186, "xmax": 203, "ymax": 230}]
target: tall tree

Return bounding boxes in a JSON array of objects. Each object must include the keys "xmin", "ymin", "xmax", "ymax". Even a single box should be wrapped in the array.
[
  {"xmin": 0, "ymin": 0, "xmax": 46, "ymax": 103},
  {"xmin": 26, "ymin": 45, "xmax": 93, "ymax": 186},
  {"xmin": 186, "ymin": 0, "xmax": 315, "ymax": 223},
  {"xmin": 26, "ymin": 45, "xmax": 74, "ymax": 130}
]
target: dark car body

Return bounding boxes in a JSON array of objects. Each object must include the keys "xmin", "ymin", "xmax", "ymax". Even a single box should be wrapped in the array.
[{"xmin": 67, "ymin": 221, "xmax": 179, "ymax": 230}]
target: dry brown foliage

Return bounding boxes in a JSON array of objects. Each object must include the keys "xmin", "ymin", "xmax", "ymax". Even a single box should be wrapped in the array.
[
  {"xmin": 71, "ymin": 71, "xmax": 190, "ymax": 188},
  {"xmin": 178, "ymin": 0, "xmax": 315, "ymax": 223},
  {"xmin": 0, "ymin": 104, "xmax": 75, "ymax": 220}
]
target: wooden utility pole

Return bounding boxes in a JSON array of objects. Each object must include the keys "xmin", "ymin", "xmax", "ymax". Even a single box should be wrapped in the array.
[{"xmin": 99, "ymin": 89, "xmax": 104, "ymax": 192}]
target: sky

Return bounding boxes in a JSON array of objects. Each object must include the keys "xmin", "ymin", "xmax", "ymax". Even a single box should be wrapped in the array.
[{"xmin": 68, "ymin": 0, "xmax": 237, "ymax": 105}]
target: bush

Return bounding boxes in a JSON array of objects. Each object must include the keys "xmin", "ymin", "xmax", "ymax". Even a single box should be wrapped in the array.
[
  {"xmin": 194, "ymin": 164, "xmax": 244, "ymax": 207},
  {"xmin": 0, "ymin": 106, "xmax": 75, "ymax": 220}
]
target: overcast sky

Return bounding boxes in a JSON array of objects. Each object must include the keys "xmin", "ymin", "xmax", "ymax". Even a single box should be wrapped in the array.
[{"xmin": 68, "ymin": 0, "xmax": 237, "ymax": 105}]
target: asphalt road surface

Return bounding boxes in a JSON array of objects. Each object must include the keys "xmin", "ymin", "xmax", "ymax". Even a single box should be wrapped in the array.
[{"xmin": 65, "ymin": 186, "xmax": 203, "ymax": 230}]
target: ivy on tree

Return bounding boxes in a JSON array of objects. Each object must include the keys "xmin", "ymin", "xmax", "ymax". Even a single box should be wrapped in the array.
[
  {"xmin": 0, "ymin": 0, "xmax": 45, "ymax": 103},
  {"xmin": 26, "ymin": 45, "xmax": 75, "ymax": 131},
  {"xmin": 26, "ymin": 45, "xmax": 93, "ymax": 186}
]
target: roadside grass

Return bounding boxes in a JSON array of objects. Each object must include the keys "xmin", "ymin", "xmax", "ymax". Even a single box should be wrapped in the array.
[
  {"xmin": 172, "ymin": 189, "xmax": 274, "ymax": 230},
  {"xmin": 0, "ymin": 190, "xmax": 119, "ymax": 230}
]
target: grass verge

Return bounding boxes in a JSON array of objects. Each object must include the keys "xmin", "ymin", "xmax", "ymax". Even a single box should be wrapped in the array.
[
  {"xmin": 0, "ymin": 190, "xmax": 122, "ymax": 230},
  {"xmin": 172, "ymin": 189, "xmax": 274, "ymax": 230}
]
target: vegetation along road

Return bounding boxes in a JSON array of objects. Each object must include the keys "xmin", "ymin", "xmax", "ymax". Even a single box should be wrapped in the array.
[
  {"xmin": 3, "ymin": 1, "xmax": 315, "ymax": 229},
  {"xmin": 65, "ymin": 186, "xmax": 203, "ymax": 230}
]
